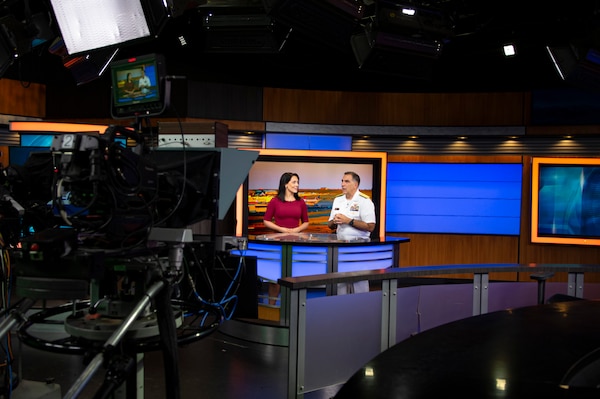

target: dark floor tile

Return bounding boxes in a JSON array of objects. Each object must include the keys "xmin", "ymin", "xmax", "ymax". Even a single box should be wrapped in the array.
[{"xmin": 12, "ymin": 328, "xmax": 341, "ymax": 399}]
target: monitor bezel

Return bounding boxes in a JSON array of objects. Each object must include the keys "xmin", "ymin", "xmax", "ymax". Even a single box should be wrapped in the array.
[
  {"xmin": 109, "ymin": 53, "xmax": 166, "ymax": 119},
  {"xmin": 237, "ymin": 149, "xmax": 387, "ymax": 239},
  {"xmin": 531, "ymin": 156, "xmax": 600, "ymax": 246}
]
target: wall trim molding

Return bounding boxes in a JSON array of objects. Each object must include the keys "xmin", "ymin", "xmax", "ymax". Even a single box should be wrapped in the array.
[{"xmin": 265, "ymin": 122, "xmax": 525, "ymax": 136}]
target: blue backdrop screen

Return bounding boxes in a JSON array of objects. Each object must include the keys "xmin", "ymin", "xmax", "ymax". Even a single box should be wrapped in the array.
[{"xmin": 386, "ymin": 163, "xmax": 522, "ymax": 235}]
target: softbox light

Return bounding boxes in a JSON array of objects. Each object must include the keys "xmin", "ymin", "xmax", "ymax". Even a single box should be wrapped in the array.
[{"xmin": 49, "ymin": 0, "xmax": 171, "ymax": 55}]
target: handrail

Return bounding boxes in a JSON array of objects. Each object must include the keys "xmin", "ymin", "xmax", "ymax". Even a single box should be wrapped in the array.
[{"xmin": 278, "ymin": 263, "xmax": 600, "ymax": 289}]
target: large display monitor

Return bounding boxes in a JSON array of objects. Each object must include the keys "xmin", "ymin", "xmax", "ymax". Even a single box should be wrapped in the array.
[
  {"xmin": 387, "ymin": 162, "xmax": 522, "ymax": 235},
  {"xmin": 109, "ymin": 53, "xmax": 167, "ymax": 119},
  {"xmin": 239, "ymin": 149, "xmax": 387, "ymax": 238},
  {"xmin": 531, "ymin": 157, "xmax": 600, "ymax": 246}
]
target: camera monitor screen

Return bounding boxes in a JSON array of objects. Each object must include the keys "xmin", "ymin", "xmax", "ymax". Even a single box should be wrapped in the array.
[{"xmin": 110, "ymin": 53, "xmax": 166, "ymax": 119}]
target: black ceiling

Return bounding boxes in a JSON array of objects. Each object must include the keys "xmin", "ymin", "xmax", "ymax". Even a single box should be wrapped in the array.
[{"xmin": 3, "ymin": 0, "xmax": 600, "ymax": 93}]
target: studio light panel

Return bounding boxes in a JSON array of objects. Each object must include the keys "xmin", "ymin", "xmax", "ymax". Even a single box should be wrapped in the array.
[{"xmin": 49, "ymin": 0, "xmax": 165, "ymax": 55}]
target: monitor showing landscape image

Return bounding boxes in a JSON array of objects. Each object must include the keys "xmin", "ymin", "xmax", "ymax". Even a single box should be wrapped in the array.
[{"xmin": 242, "ymin": 149, "xmax": 387, "ymax": 238}]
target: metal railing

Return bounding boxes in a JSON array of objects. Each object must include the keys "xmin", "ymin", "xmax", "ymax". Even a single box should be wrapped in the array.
[{"xmin": 278, "ymin": 263, "xmax": 600, "ymax": 398}]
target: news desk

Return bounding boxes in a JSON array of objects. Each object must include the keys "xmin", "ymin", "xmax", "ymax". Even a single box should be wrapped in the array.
[{"xmin": 238, "ymin": 233, "xmax": 410, "ymax": 323}]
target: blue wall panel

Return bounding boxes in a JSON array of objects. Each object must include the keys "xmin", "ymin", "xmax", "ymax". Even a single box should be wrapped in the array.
[
  {"xmin": 386, "ymin": 163, "xmax": 522, "ymax": 235},
  {"xmin": 265, "ymin": 133, "xmax": 352, "ymax": 150}
]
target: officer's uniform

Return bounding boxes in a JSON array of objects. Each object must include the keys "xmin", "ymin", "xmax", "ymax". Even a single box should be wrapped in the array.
[
  {"xmin": 329, "ymin": 190, "xmax": 376, "ymax": 294},
  {"xmin": 329, "ymin": 190, "xmax": 376, "ymax": 240}
]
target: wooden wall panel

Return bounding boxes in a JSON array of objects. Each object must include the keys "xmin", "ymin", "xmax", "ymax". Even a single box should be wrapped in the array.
[
  {"xmin": 395, "ymin": 233, "xmax": 519, "ymax": 266},
  {"xmin": 263, "ymin": 88, "xmax": 526, "ymax": 126},
  {"xmin": 0, "ymin": 79, "xmax": 45, "ymax": 118},
  {"xmin": 392, "ymin": 232, "xmax": 519, "ymax": 281},
  {"xmin": 0, "ymin": 145, "xmax": 9, "ymax": 168},
  {"xmin": 187, "ymin": 81, "xmax": 263, "ymax": 121}
]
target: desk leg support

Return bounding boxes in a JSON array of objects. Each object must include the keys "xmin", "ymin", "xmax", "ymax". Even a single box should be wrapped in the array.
[
  {"xmin": 380, "ymin": 279, "xmax": 397, "ymax": 352},
  {"xmin": 288, "ymin": 288, "xmax": 307, "ymax": 399},
  {"xmin": 473, "ymin": 273, "xmax": 489, "ymax": 316},
  {"xmin": 280, "ymin": 245, "xmax": 294, "ymax": 324},
  {"xmin": 568, "ymin": 272, "xmax": 585, "ymax": 298}
]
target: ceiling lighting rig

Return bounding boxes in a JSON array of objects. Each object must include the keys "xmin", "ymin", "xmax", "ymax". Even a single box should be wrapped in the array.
[
  {"xmin": 0, "ymin": 0, "xmax": 55, "ymax": 77},
  {"xmin": 351, "ymin": 0, "xmax": 455, "ymax": 79}
]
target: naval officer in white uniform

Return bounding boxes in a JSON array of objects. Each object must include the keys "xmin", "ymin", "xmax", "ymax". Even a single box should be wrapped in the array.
[{"xmin": 328, "ymin": 171, "xmax": 376, "ymax": 293}]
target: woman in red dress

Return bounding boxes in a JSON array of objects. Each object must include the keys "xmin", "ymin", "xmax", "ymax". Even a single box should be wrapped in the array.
[
  {"xmin": 263, "ymin": 172, "xmax": 309, "ymax": 233},
  {"xmin": 262, "ymin": 172, "xmax": 309, "ymax": 304}
]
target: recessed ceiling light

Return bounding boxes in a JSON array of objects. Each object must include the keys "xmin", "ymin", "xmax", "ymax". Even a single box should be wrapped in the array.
[{"xmin": 503, "ymin": 44, "xmax": 516, "ymax": 57}]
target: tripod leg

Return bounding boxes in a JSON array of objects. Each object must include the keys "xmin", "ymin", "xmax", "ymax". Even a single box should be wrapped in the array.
[{"xmin": 155, "ymin": 283, "xmax": 180, "ymax": 399}]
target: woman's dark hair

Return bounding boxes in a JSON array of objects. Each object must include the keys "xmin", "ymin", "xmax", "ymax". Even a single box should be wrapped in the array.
[{"xmin": 277, "ymin": 172, "xmax": 301, "ymax": 201}]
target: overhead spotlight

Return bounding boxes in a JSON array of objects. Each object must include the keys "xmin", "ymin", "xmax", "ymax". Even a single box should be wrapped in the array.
[
  {"xmin": 401, "ymin": 7, "xmax": 416, "ymax": 16},
  {"xmin": 264, "ymin": 0, "xmax": 370, "ymax": 53},
  {"xmin": 0, "ymin": 14, "xmax": 35, "ymax": 57},
  {"xmin": 0, "ymin": 32, "xmax": 15, "ymax": 78},
  {"xmin": 376, "ymin": 0, "xmax": 455, "ymax": 39},
  {"xmin": 546, "ymin": 45, "xmax": 600, "ymax": 90},
  {"xmin": 0, "ymin": 11, "xmax": 52, "ymax": 78},
  {"xmin": 203, "ymin": 13, "xmax": 291, "ymax": 54},
  {"xmin": 351, "ymin": 20, "xmax": 444, "ymax": 79},
  {"xmin": 351, "ymin": 0, "xmax": 453, "ymax": 79},
  {"xmin": 546, "ymin": 45, "xmax": 577, "ymax": 80},
  {"xmin": 503, "ymin": 43, "xmax": 516, "ymax": 57},
  {"xmin": 49, "ymin": 0, "xmax": 172, "ymax": 55}
]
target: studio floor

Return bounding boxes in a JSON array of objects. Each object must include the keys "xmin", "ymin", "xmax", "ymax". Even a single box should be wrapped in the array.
[{"xmin": 10, "ymin": 312, "xmax": 342, "ymax": 399}]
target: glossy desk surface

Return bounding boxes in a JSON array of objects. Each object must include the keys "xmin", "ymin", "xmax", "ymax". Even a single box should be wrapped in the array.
[
  {"xmin": 249, "ymin": 233, "xmax": 409, "ymax": 246},
  {"xmin": 334, "ymin": 299, "xmax": 600, "ymax": 399}
]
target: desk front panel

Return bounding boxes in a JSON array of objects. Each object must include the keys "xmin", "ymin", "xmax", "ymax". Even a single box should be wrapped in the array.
[{"xmin": 239, "ymin": 241, "xmax": 398, "ymax": 280}]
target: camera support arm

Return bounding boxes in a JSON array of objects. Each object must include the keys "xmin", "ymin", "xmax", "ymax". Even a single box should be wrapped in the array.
[
  {"xmin": 63, "ymin": 279, "xmax": 167, "ymax": 399},
  {"xmin": 0, "ymin": 297, "xmax": 36, "ymax": 340}
]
